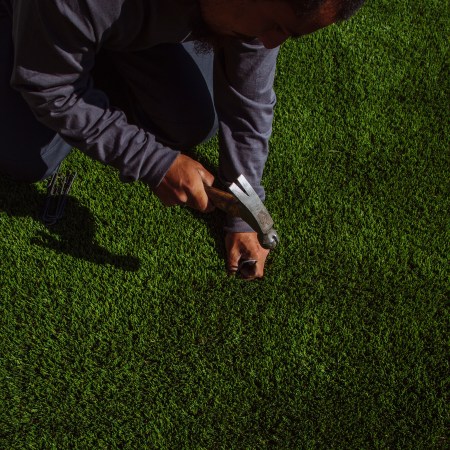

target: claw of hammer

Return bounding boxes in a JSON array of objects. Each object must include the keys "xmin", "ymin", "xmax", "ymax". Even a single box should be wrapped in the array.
[{"xmin": 204, "ymin": 174, "xmax": 279, "ymax": 250}]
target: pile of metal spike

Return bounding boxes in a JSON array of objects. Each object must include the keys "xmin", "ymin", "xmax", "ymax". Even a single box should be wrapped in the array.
[{"xmin": 41, "ymin": 171, "xmax": 76, "ymax": 226}]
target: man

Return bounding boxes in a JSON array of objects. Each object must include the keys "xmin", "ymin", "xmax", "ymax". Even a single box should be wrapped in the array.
[{"xmin": 0, "ymin": 0, "xmax": 364, "ymax": 279}]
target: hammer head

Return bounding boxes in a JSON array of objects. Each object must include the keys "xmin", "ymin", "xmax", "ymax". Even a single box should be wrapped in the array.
[{"xmin": 228, "ymin": 175, "xmax": 279, "ymax": 250}]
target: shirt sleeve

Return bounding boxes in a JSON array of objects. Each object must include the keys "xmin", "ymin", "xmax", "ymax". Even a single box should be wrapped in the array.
[
  {"xmin": 214, "ymin": 38, "xmax": 279, "ymax": 233},
  {"xmin": 10, "ymin": 0, "xmax": 178, "ymax": 187}
]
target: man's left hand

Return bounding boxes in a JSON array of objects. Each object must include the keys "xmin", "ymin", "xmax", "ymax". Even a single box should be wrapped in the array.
[{"xmin": 225, "ymin": 232, "xmax": 270, "ymax": 280}]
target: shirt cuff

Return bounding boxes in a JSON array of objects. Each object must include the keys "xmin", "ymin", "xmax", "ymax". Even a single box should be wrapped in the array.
[
  {"xmin": 223, "ymin": 215, "xmax": 255, "ymax": 234},
  {"xmin": 138, "ymin": 149, "xmax": 180, "ymax": 188}
]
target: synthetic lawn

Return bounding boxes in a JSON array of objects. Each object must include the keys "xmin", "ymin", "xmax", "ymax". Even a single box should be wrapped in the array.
[{"xmin": 1, "ymin": 0, "xmax": 448, "ymax": 448}]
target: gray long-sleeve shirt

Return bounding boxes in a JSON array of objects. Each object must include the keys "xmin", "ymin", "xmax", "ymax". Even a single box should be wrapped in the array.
[{"xmin": 9, "ymin": 0, "xmax": 278, "ymax": 232}]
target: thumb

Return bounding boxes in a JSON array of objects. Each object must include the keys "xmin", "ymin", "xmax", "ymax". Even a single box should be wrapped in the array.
[
  {"xmin": 225, "ymin": 234, "xmax": 241, "ymax": 275},
  {"xmin": 227, "ymin": 250, "xmax": 241, "ymax": 274}
]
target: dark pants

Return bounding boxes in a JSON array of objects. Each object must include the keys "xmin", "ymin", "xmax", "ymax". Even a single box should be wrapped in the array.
[{"xmin": 0, "ymin": 6, "xmax": 217, "ymax": 182}]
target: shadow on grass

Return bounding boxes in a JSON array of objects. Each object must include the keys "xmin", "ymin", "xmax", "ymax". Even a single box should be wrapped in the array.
[
  {"xmin": 190, "ymin": 208, "xmax": 228, "ymax": 262},
  {"xmin": 0, "ymin": 176, "xmax": 140, "ymax": 271},
  {"xmin": 187, "ymin": 150, "xmax": 229, "ymax": 269}
]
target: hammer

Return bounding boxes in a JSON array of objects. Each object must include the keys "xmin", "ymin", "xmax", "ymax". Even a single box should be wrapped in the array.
[{"xmin": 204, "ymin": 174, "xmax": 279, "ymax": 250}]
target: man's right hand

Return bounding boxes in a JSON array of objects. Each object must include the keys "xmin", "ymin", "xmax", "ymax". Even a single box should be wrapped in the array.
[{"xmin": 153, "ymin": 154, "xmax": 215, "ymax": 212}]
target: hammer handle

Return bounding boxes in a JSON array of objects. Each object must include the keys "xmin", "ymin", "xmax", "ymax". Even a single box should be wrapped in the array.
[{"xmin": 204, "ymin": 184, "xmax": 241, "ymax": 217}]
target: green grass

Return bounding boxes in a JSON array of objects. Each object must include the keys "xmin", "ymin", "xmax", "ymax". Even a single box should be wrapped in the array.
[{"xmin": 1, "ymin": 0, "xmax": 448, "ymax": 448}]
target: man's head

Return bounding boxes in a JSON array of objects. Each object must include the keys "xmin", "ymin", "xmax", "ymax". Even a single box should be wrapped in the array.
[
  {"xmin": 288, "ymin": 0, "xmax": 365, "ymax": 21},
  {"xmin": 197, "ymin": 0, "xmax": 365, "ymax": 49}
]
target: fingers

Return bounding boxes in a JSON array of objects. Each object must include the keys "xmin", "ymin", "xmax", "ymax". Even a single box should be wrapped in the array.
[
  {"xmin": 187, "ymin": 169, "xmax": 214, "ymax": 212},
  {"xmin": 226, "ymin": 239, "xmax": 242, "ymax": 274},
  {"xmin": 153, "ymin": 154, "xmax": 215, "ymax": 212},
  {"xmin": 198, "ymin": 167, "xmax": 214, "ymax": 188},
  {"xmin": 195, "ymin": 168, "xmax": 215, "ymax": 212},
  {"xmin": 225, "ymin": 232, "xmax": 270, "ymax": 280}
]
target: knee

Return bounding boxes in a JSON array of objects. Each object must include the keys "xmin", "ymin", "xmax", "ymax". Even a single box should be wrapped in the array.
[
  {"xmin": 174, "ymin": 110, "xmax": 218, "ymax": 150},
  {"xmin": 156, "ymin": 103, "xmax": 218, "ymax": 151},
  {"xmin": 0, "ymin": 134, "xmax": 72, "ymax": 183},
  {"xmin": 1, "ymin": 154, "xmax": 54, "ymax": 183}
]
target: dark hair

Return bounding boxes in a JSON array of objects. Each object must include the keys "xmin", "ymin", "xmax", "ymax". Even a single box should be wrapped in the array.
[{"xmin": 290, "ymin": 0, "xmax": 365, "ymax": 21}]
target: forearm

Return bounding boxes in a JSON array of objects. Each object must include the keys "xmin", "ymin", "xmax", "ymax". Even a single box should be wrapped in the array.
[
  {"xmin": 11, "ymin": 0, "xmax": 178, "ymax": 187},
  {"xmin": 214, "ymin": 38, "xmax": 279, "ymax": 232},
  {"xmin": 12, "ymin": 80, "xmax": 179, "ymax": 186}
]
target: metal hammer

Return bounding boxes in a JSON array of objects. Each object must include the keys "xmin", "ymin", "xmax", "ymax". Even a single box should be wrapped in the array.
[{"xmin": 204, "ymin": 174, "xmax": 279, "ymax": 250}]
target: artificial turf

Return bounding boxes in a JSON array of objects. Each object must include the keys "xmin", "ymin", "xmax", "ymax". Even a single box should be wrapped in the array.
[{"xmin": 1, "ymin": 0, "xmax": 448, "ymax": 447}]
